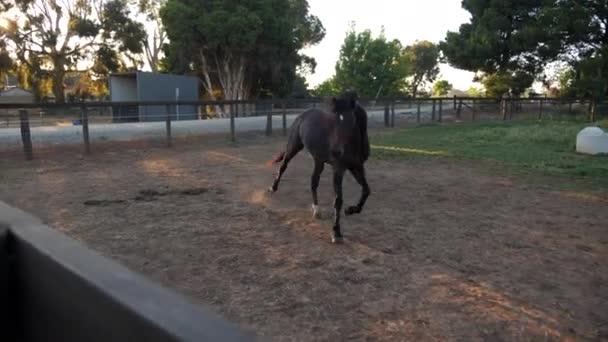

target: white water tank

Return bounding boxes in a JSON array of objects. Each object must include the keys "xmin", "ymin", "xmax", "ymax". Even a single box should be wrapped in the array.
[{"xmin": 576, "ymin": 126, "xmax": 608, "ymax": 155}]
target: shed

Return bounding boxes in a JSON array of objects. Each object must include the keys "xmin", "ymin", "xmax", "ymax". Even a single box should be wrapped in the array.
[
  {"xmin": 109, "ymin": 71, "xmax": 199, "ymax": 123},
  {"xmin": 0, "ymin": 87, "xmax": 35, "ymax": 104}
]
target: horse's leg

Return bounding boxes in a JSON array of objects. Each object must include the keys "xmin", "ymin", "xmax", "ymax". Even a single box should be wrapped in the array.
[
  {"xmin": 345, "ymin": 164, "xmax": 370, "ymax": 216},
  {"xmin": 310, "ymin": 159, "xmax": 325, "ymax": 219},
  {"xmin": 331, "ymin": 165, "xmax": 345, "ymax": 243},
  {"xmin": 268, "ymin": 140, "xmax": 303, "ymax": 193}
]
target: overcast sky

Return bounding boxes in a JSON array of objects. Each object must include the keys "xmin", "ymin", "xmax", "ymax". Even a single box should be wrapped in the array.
[{"xmin": 301, "ymin": 0, "xmax": 479, "ymax": 90}]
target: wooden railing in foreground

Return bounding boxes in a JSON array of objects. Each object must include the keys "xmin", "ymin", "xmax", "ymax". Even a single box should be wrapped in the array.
[{"xmin": 0, "ymin": 201, "xmax": 254, "ymax": 342}]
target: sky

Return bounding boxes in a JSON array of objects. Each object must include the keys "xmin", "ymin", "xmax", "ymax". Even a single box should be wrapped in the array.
[{"xmin": 301, "ymin": 0, "xmax": 479, "ymax": 91}]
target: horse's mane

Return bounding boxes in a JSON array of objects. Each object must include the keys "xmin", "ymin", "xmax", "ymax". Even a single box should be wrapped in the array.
[{"xmin": 354, "ymin": 103, "xmax": 370, "ymax": 162}]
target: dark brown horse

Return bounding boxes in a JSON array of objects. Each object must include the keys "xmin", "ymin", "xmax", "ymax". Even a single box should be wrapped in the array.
[{"xmin": 268, "ymin": 91, "xmax": 370, "ymax": 243}]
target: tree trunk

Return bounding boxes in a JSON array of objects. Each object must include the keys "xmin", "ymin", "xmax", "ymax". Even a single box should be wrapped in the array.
[
  {"xmin": 199, "ymin": 51, "xmax": 225, "ymax": 117},
  {"xmin": 30, "ymin": 77, "xmax": 42, "ymax": 103},
  {"xmin": 52, "ymin": 65, "xmax": 65, "ymax": 103}
]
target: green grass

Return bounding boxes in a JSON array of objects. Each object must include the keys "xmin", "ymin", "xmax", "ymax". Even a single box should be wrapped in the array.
[{"xmin": 371, "ymin": 118, "xmax": 608, "ymax": 191}]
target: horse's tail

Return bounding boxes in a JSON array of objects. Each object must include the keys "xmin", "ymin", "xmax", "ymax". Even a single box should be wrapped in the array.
[
  {"xmin": 266, "ymin": 151, "xmax": 286, "ymax": 167},
  {"xmin": 267, "ymin": 112, "xmax": 304, "ymax": 168},
  {"xmin": 272, "ymin": 151, "xmax": 286, "ymax": 164}
]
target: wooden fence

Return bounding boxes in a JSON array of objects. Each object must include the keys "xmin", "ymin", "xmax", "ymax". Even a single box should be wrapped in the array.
[{"xmin": 0, "ymin": 96, "xmax": 603, "ymax": 160}]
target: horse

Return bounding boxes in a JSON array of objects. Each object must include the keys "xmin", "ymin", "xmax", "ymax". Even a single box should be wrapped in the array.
[{"xmin": 268, "ymin": 91, "xmax": 371, "ymax": 243}]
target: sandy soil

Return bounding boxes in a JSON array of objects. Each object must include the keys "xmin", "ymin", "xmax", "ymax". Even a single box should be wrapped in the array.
[{"xmin": 1, "ymin": 134, "xmax": 607, "ymax": 341}]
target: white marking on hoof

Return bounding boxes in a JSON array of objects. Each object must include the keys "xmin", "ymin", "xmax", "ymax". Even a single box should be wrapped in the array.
[
  {"xmin": 312, "ymin": 204, "xmax": 321, "ymax": 219},
  {"xmin": 332, "ymin": 235, "xmax": 344, "ymax": 244}
]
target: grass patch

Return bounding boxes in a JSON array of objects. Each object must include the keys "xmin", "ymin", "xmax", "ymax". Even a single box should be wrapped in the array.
[{"xmin": 371, "ymin": 119, "xmax": 608, "ymax": 191}]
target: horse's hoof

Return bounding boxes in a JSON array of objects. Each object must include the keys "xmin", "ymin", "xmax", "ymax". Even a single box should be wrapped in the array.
[
  {"xmin": 312, "ymin": 205, "xmax": 321, "ymax": 219},
  {"xmin": 345, "ymin": 206, "xmax": 360, "ymax": 216},
  {"xmin": 267, "ymin": 186, "xmax": 276, "ymax": 194},
  {"xmin": 331, "ymin": 234, "xmax": 344, "ymax": 244}
]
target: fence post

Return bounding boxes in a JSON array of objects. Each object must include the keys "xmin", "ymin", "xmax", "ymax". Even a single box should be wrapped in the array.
[
  {"xmin": 265, "ymin": 109, "xmax": 272, "ymax": 137},
  {"xmin": 282, "ymin": 101, "xmax": 287, "ymax": 136},
  {"xmin": 568, "ymin": 100, "xmax": 573, "ymax": 114},
  {"xmin": 19, "ymin": 109, "xmax": 33, "ymax": 160},
  {"xmin": 416, "ymin": 100, "xmax": 421, "ymax": 123},
  {"xmin": 438, "ymin": 99, "xmax": 443, "ymax": 122},
  {"xmin": 81, "ymin": 105, "xmax": 90, "ymax": 154},
  {"xmin": 590, "ymin": 99, "xmax": 597, "ymax": 122},
  {"xmin": 538, "ymin": 98, "xmax": 544, "ymax": 120},
  {"xmin": 165, "ymin": 104, "xmax": 172, "ymax": 147},
  {"xmin": 453, "ymin": 95, "xmax": 457, "ymax": 110},
  {"xmin": 501, "ymin": 98, "xmax": 508, "ymax": 120},
  {"xmin": 390, "ymin": 101, "xmax": 395, "ymax": 127},
  {"xmin": 456, "ymin": 99, "xmax": 463, "ymax": 120},
  {"xmin": 431, "ymin": 99, "xmax": 436, "ymax": 121},
  {"xmin": 230, "ymin": 103, "xmax": 236, "ymax": 142},
  {"xmin": 383, "ymin": 102, "xmax": 390, "ymax": 127},
  {"xmin": 472, "ymin": 99, "xmax": 477, "ymax": 121}
]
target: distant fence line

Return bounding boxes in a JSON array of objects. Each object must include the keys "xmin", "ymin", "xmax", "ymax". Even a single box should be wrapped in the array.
[
  {"xmin": 0, "ymin": 95, "xmax": 598, "ymax": 109},
  {"xmin": 1, "ymin": 96, "xmax": 604, "ymax": 161}
]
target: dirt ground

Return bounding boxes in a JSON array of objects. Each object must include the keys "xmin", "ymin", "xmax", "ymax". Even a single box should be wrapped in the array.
[{"xmin": 1, "ymin": 134, "xmax": 607, "ymax": 341}]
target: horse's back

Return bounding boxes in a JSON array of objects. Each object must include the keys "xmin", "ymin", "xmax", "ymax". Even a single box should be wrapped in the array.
[{"xmin": 296, "ymin": 108, "xmax": 334, "ymax": 160}]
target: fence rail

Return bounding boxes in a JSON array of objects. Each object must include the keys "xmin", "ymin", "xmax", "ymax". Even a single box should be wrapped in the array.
[
  {"xmin": 0, "ymin": 201, "xmax": 254, "ymax": 341},
  {"xmin": 0, "ymin": 95, "xmax": 592, "ymax": 109},
  {"xmin": 0, "ymin": 96, "xmax": 604, "ymax": 160}
]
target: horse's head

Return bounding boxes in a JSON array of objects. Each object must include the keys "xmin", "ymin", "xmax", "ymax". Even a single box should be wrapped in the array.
[
  {"xmin": 330, "ymin": 93, "xmax": 358, "ymax": 132},
  {"xmin": 329, "ymin": 92, "xmax": 361, "ymax": 160}
]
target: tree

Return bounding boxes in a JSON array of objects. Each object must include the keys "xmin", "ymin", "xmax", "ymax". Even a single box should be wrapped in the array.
[
  {"xmin": 440, "ymin": 1, "xmax": 553, "ymax": 96},
  {"xmin": 289, "ymin": 75, "xmax": 311, "ymax": 98},
  {"xmin": 403, "ymin": 40, "xmax": 439, "ymax": 97},
  {"xmin": 546, "ymin": 1, "xmax": 608, "ymax": 100},
  {"xmin": 160, "ymin": 0, "xmax": 325, "ymax": 107},
  {"xmin": 466, "ymin": 86, "xmax": 483, "ymax": 97},
  {"xmin": 334, "ymin": 28, "xmax": 410, "ymax": 98},
  {"xmin": 0, "ymin": 0, "xmax": 146, "ymax": 102},
  {"xmin": 312, "ymin": 77, "xmax": 339, "ymax": 97},
  {"xmin": 432, "ymin": 80, "xmax": 452, "ymax": 96},
  {"xmin": 0, "ymin": 41, "xmax": 13, "ymax": 88},
  {"xmin": 137, "ymin": 0, "xmax": 166, "ymax": 72}
]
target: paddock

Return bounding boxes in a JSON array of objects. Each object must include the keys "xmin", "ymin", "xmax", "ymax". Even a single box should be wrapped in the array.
[{"xmin": 0, "ymin": 133, "xmax": 606, "ymax": 341}]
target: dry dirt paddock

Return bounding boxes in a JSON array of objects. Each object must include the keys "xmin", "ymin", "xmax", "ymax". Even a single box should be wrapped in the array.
[{"xmin": 1, "ymin": 134, "xmax": 607, "ymax": 341}]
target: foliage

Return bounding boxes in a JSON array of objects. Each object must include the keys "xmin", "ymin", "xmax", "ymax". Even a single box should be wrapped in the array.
[
  {"xmin": 160, "ymin": 0, "xmax": 325, "ymax": 103},
  {"xmin": 441, "ymin": 0, "xmax": 608, "ymax": 100},
  {"xmin": 543, "ymin": 1, "xmax": 608, "ymax": 100},
  {"xmin": 0, "ymin": 0, "xmax": 146, "ymax": 102},
  {"xmin": 466, "ymin": 86, "xmax": 483, "ymax": 97},
  {"xmin": 432, "ymin": 80, "xmax": 452, "ymax": 96},
  {"xmin": 372, "ymin": 120, "xmax": 608, "ymax": 190},
  {"xmin": 559, "ymin": 52, "xmax": 608, "ymax": 100},
  {"xmin": 334, "ymin": 28, "xmax": 410, "ymax": 98},
  {"xmin": 289, "ymin": 75, "xmax": 311, "ymax": 98},
  {"xmin": 440, "ymin": 0, "xmax": 555, "ymax": 96},
  {"xmin": 311, "ymin": 77, "xmax": 340, "ymax": 97},
  {"xmin": 403, "ymin": 40, "xmax": 439, "ymax": 97}
]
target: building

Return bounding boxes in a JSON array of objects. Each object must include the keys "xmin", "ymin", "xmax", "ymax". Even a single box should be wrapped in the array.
[
  {"xmin": 0, "ymin": 87, "xmax": 35, "ymax": 104},
  {"xmin": 109, "ymin": 71, "xmax": 199, "ymax": 123}
]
